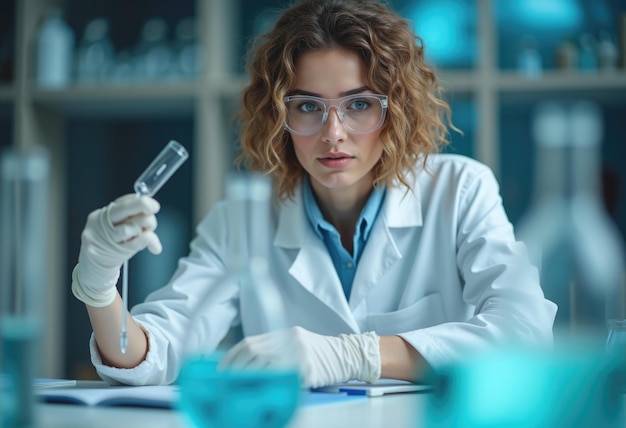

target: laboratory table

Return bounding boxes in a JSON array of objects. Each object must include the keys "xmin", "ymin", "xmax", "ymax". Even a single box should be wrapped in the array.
[{"xmin": 35, "ymin": 391, "xmax": 424, "ymax": 428}]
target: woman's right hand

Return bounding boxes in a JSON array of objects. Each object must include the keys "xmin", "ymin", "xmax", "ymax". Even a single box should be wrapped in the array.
[{"xmin": 72, "ymin": 194, "xmax": 162, "ymax": 307}]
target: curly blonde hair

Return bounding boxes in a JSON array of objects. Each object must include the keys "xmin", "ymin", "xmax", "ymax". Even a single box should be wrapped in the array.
[{"xmin": 236, "ymin": 0, "xmax": 452, "ymax": 200}]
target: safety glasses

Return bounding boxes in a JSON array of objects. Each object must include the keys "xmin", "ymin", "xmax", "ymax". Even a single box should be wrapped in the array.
[{"xmin": 283, "ymin": 93, "xmax": 388, "ymax": 136}]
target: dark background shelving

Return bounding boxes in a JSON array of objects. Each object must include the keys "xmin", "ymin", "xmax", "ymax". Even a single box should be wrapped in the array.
[{"xmin": 2, "ymin": 0, "xmax": 626, "ymax": 379}]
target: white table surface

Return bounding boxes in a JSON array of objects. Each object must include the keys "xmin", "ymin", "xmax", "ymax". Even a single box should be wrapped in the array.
[{"xmin": 35, "ymin": 391, "xmax": 427, "ymax": 428}]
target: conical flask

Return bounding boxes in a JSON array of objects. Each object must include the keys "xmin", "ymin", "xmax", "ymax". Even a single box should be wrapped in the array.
[
  {"xmin": 178, "ymin": 172, "xmax": 300, "ymax": 428},
  {"xmin": 517, "ymin": 101, "xmax": 625, "ymax": 346}
]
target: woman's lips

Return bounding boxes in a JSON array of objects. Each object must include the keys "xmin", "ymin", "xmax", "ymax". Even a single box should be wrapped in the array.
[{"xmin": 318, "ymin": 153, "xmax": 354, "ymax": 168}]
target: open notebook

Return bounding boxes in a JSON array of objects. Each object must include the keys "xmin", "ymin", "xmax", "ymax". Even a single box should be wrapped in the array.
[
  {"xmin": 36, "ymin": 384, "xmax": 366, "ymax": 409},
  {"xmin": 36, "ymin": 385, "xmax": 178, "ymax": 409},
  {"xmin": 36, "ymin": 379, "xmax": 428, "ymax": 409}
]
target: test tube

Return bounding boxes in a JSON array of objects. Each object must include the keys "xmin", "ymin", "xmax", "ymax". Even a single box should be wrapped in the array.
[
  {"xmin": 120, "ymin": 140, "xmax": 188, "ymax": 353},
  {"xmin": 134, "ymin": 140, "xmax": 189, "ymax": 196}
]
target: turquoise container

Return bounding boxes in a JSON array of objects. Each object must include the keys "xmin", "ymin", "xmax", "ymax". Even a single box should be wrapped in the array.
[
  {"xmin": 178, "ymin": 355, "xmax": 301, "ymax": 428},
  {"xmin": 424, "ymin": 346, "xmax": 624, "ymax": 428}
]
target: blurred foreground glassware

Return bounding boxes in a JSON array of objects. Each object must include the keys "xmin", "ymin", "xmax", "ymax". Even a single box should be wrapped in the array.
[
  {"xmin": 516, "ymin": 101, "xmax": 626, "ymax": 347},
  {"xmin": 425, "ymin": 345, "xmax": 623, "ymax": 428},
  {"xmin": 607, "ymin": 319, "xmax": 626, "ymax": 390},
  {"xmin": 178, "ymin": 172, "xmax": 300, "ymax": 428},
  {"xmin": 607, "ymin": 319, "xmax": 626, "ymax": 353},
  {"xmin": 1, "ymin": 147, "xmax": 50, "ymax": 427}
]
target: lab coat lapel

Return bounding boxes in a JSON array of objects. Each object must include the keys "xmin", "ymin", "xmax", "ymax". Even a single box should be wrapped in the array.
[
  {"xmin": 349, "ymin": 185, "xmax": 423, "ymax": 309},
  {"xmin": 274, "ymin": 189, "xmax": 358, "ymax": 331}
]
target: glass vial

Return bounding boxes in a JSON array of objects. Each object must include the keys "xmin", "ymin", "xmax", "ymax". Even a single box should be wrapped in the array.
[{"xmin": 133, "ymin": 140, "xmax": 189, "ymax": 197}]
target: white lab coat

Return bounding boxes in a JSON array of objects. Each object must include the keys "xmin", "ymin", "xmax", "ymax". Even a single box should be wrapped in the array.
[{"xmin": 91, "ymin": 154, "xmax": 556, "ymax": 385}]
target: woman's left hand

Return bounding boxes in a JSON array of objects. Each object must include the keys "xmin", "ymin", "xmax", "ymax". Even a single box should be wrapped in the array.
[{"xmin": 220, "ymin": 326, "xmax": 381, "ymax": 388}]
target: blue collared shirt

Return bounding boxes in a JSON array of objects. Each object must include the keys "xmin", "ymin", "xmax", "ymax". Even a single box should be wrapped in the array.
[{"xmin": 303, "ymin": 177, "xmax": 386, "ymax": 299}]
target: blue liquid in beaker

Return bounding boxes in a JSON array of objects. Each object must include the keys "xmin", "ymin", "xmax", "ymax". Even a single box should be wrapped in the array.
[{"xmin": 178, "ymin": 356, "xmax": 301, "ymax": 428}]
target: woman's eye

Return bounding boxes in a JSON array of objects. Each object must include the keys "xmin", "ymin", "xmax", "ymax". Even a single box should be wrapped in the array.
[
  {"xmin": 298, "ymin": 102, "xmax": 320, "ymax": 113},
  {"xmin": 347, "ymin": 99, "xmax": 371, "ymax": 111}
]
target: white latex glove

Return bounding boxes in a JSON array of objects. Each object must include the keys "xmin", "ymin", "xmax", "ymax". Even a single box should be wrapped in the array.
[
  {"xmin": 71, "ymin": 194, "xmax": 162, "ymax": 307},
  {"xmin": 220, "ymin": 326, "xmax": 381, "ymax": 388}
]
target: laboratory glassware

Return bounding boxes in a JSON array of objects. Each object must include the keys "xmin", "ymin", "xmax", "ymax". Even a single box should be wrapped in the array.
[
  {"xmin": 607, "ymin": 319, "xmax": 626, "ymax": 390},
  {"xmin": 424, "ymin": 345, "xmax": 623, "ymax": 428},
  {"xmin": 36, "ymin": 8, "xmax": 74, "ymax": 88},
  {"xmin": 516, "ymin": 101, "xmax": 625, "ymax": 345},
  {"xmin": 76, "ymin": 18, "xmax": 115, "ymax": 84},
  {"xmin": 1, "ymin": 147, "xmax": 50, "ymax": 428},
  {"xmin": 120, "ymin": 140, "xmax": 188, "ymax": 353}
]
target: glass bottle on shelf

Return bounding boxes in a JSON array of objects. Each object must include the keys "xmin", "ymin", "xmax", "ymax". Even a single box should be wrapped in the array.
[
  {"xmin": 134, "ymin": 18, "xmax": 174, "ymax": 81},
  {"xmin": 597, "ymin": 31, "xmax": 618, "ymax": 72},
  {"xmin": 75, "ymin": 18, "xmax": 115, "ymax": 84},
  {"xmin": 171, "ymin": 17, "xmax": 203, "ymax": 80},
  {"xmin": 109, "ymin": 50, "xmax": 135, "ymax": 84},
  {"xmin": 516, "ymin": 35, "xmax": 542, "ymax": 78},
  {"xmin": 35, "ymin": 8, "xmax": 74, "ymax": 88},
  {"xmin": 555, "ymin": 37, "xmax": 578, "ymax": 72},
  {"xmin": 178, "ymin": 172, "xmax": 300, "ymax": 428},
  {"xmin": 578, "ymin": 33, "xmax": 598, "ymax": 72},
  {"xmin": 516, "ymin": 101, "xmax": 626, "ymax": 347}
]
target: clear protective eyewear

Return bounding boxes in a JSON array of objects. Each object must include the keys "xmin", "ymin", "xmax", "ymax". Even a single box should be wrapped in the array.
[{"xmin": 283, "ymin": 93, "xmax": 388, "ymax": 136}]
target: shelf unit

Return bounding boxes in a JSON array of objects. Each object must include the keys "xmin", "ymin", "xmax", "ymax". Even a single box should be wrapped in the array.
[
  {"xmin": 0, "ymin": 84, "xmax": 14, "ymax": 101},
  {"xmin": 4, "ymin": 0, "xmax": 626, "ymax": 378},
  {"xmin": 5, "ymin": 0, "xmax": 243, "ymax": 378},
  {"xmin": 445, "ymin": 68, "xmax": 626, "ymax": 175}
]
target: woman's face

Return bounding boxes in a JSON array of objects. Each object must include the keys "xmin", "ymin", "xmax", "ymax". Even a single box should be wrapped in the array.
[{"xmin": 288, "ymin": 48, "xmax": 384, "ymax": 199}]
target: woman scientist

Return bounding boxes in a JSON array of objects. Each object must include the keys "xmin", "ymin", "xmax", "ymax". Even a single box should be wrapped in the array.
[{"xmin": 71, "ymin": 0, "xmax": 556, "ymax": 387}]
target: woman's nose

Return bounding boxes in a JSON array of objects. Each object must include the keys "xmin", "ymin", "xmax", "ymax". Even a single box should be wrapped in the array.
[{"xmin": 321, "ymin": 107, "xmax": 347, "ymax": 144}]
